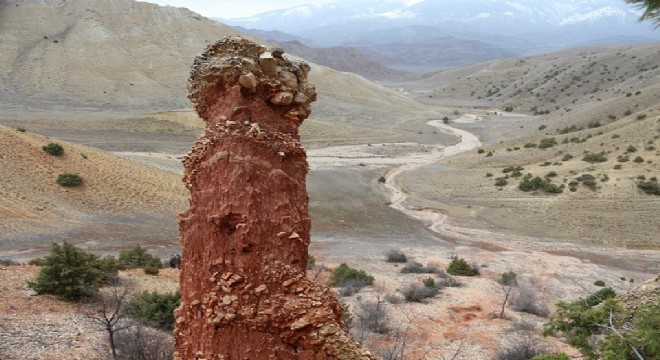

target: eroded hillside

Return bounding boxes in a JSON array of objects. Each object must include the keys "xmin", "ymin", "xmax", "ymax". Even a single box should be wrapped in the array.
[
  {"xmin": 0, "ymin": 124, "xmax": 187, "ymax": 257},
  {"xmin": 0, "ymin": 0, "xmax": 239, "ymax": 111}
]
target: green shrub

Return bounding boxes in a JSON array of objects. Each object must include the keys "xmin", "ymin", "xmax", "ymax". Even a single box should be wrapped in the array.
[
  {"xmin": 594, "ymin": 280, "xmax": 605, "ymax": 287},
  {"xmin": 561, "ymin": 154, "xmax": 573, "ymax": 161},
  {"xmin": 28, "ymin": 242, "xmax": 104, "ymax": 300},
  {"xmin": 627, "ymin": 145, "xmax": 637, "ymax": 153},
  {"xmin": 485, "ymin": 172, "xmax": 493, "ymax": 177},
  {"xmin": 582, "ymin": 153, "xmax": 607, "ymax": 163},
  {"xmin": 28, "ymin": 258, "xmax": 47, "ymax": 266},
  {"xmin": 543, "ymin": 290, "xmax": 659, "ymax": 360},
  {"xmin": 57, "ymin": 173, "xmax": 83, "ymax": 186},
  {"xmin": 585, "ymin": 287, "xmax": 616, "ymax": 307},
  {"xmin": 558, "ymin": 125, "xmax": 579, "ymax": 134},
  {"xmin": 633, "ymin": 156, "xmax": 644, "ymax": 163},
  {"xmin": 16, "ymin": 127, "xmax": 26, "ymax": 132},
  {"xmin": 446, "ymin": 257, "xmax": 475, "ymax": 276},
  {"xmin": 495, "ymin": 178, "xmax": 508, "ymax": 187},
  {"xmin": 637, "ymin": 114, "xmax": 647, "ymax": 120},
  {"xmin": 119, "ymin": 245, "xmax": 162, "ymax": 270},
  {"xmin": 96, "ymin": 255, "xmax": 124, "ymax": 281},
  {"xmin": 126, "ymin": 291, "xmax": 180, "ymax": 330},
  {"xmin": 624, "ymin": 109, "xmax": 632, "ymax": 116},
  {"xmin": 42, "ymin": 142, "xmax": 64, "ymax": 156},
  {"xmin": 328, "ymin": 263, "xmax": 374, "ymax": 287},
  {"xmin": 477, "ymin": 148, "xmax": 485, "ymax": 154},
  {"xmin": 518, "ymin": 176, "xmax": 563, "ymax": 193},
  {"xmin": 587, "ymin": 121, "xmax": 601, "ymax": 128},
  {"xmin": 538, "ymin": 138, "xmax": 557, "ymax": 149},
  {"xmin": 503, "ymin": 165, "xmax": 524, "ymax": 174},
  {"xmin": 524, "ymin": 143, "xmax": 538, "ymax": 148},
  {"xmin": 638, "ymin": 179, "xmax": 660, "ymax": 195},
  {"xmin": 143, "ymin": 264, "xmax": 160, "ymax": 275},
  {"xmin": 486, "ymin": 151, "xmax": 493, "ymax": 157},
  {"xmin": 422, "ymin": 277, "xmax": 436, "ymax": 288}
]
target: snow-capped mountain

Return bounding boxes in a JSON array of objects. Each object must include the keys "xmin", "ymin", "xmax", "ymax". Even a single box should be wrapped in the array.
[
  {"xmin": 220, "ymin": 0, "xmax": 658, "ymax": 72},
  {"xmin": 221, "ymin": 0, "xmax": 657, "ymax": 48}
]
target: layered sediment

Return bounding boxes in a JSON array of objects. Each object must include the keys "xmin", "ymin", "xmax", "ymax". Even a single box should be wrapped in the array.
[{"xmin": 174, "ymin": 37, "xmax": 378, "ymax": 359}]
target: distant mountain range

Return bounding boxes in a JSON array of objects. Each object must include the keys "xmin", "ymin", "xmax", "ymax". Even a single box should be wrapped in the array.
[{"xmin": 220, "ymin": 0, "xmax": 660, "ymax": 72}]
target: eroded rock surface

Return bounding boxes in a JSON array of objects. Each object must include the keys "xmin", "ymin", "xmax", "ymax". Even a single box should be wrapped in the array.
[{"xmin": 174, "ymin": 37, "xmax": 378, "ymax": 359}]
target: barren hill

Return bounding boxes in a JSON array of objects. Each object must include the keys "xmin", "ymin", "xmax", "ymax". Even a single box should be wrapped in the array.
[
  {"xmin": 0, "ymin": 124, "xmax": 187, "ymax": 258},
  {"xmin": 0, "ymin": 0, "xmax": 239, "ymax": 112},
  {"xmin": 271, "ymin": 40, "xmax": 408, "ymax": 80}
]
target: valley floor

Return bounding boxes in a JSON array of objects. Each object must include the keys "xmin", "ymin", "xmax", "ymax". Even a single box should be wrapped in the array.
[{"xmin": 0, "ymin": 96, "xmax": 657, "ymax": 359}]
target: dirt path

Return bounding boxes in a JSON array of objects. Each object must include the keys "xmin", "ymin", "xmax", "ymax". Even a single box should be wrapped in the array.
[{"xmin": 383, "ymin": 118, "xmax": 484, "ymax": 238}]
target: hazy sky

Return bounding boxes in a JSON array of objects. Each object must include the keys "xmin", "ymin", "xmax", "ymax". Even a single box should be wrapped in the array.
[{"xmin": 145, "ymin": 1, "xmax": 333, "ymax": 19}]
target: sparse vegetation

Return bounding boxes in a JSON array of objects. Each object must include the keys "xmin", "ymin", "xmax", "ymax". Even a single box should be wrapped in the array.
[
  {"xmin": 512, "ymin": 286, "xmax": 549, "ymax": 317},
  {"xmin": 503, "ymin": 165, "xmax": 524, "ymax": 174},
  {"xmin": 437, "ymin": 271, "xmax": 462, "ymax": 287},
  {"xmin": 28, "ymin": 242, "xmax": 109, "ymax": 300},
  {"xmin": 494, "ymin": 336, "xmax": 548, "ymax": 360},
  {"xmin": 42, "ymin": 142, "xmax": 64, "ymax": 156},
  {"xmin": 637, "ymin": 177, "xmax": 660, "ymax": 195},
  {"xmin": 543, "ymin": 287, "xmax": 660, "ymax": 360},
  {"xmin": 446, "ymin": 256, "xmax": 475, "ymax": 276},
  {"xmin": 401, "ymin": 261, "xmax": 439, "ymax": 274},
  {"xmin": 353, "ymin": 297, "xmax": 390, "ymax": 334},
  {"xmin": 401, "ymin": 282, "xmax": 438, "ymax": 303},
  {"xmin": 582, "ymin": 153, "xmax": 607, "ymax": 163},
  {"xmin": 594, "ymin": 280, "xmax": 605, "ymax": 287},
  {"xmin": 118, "ymin": 245, "xmax": 162, "ymax": 270},
  {"xmin": 56, "ymin": 172, "xmax": 83, "ymax": 186},
  {"xmin": 518, "ymin": 175, "xmax": 563, "ymax": 193},
  {"xmin": 495, "ymin": 178, "xmax": 508, "ymax": 187},
  {"xmin": 126, "ymin": 291, "xmax": 180, "ymax": 330},
  {"xmin": 538, "ymin": 138, "xmax": 557, "ymax": 149},
  {"xmin": 328, "ymin": 263, "xmax": 374, "ymax": 287},
  {"xmin": 497, "ymin": 271, "xmax": 518, "ymax": 318},
  {"xmin": 385, "ymin": 249, "xmax": 407, "ymax": 263}
]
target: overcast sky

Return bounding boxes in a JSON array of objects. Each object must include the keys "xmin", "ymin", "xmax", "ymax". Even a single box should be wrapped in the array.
[{"xmin": 145, "ymin": 0, "xmax": 333, "ymax": 19}]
